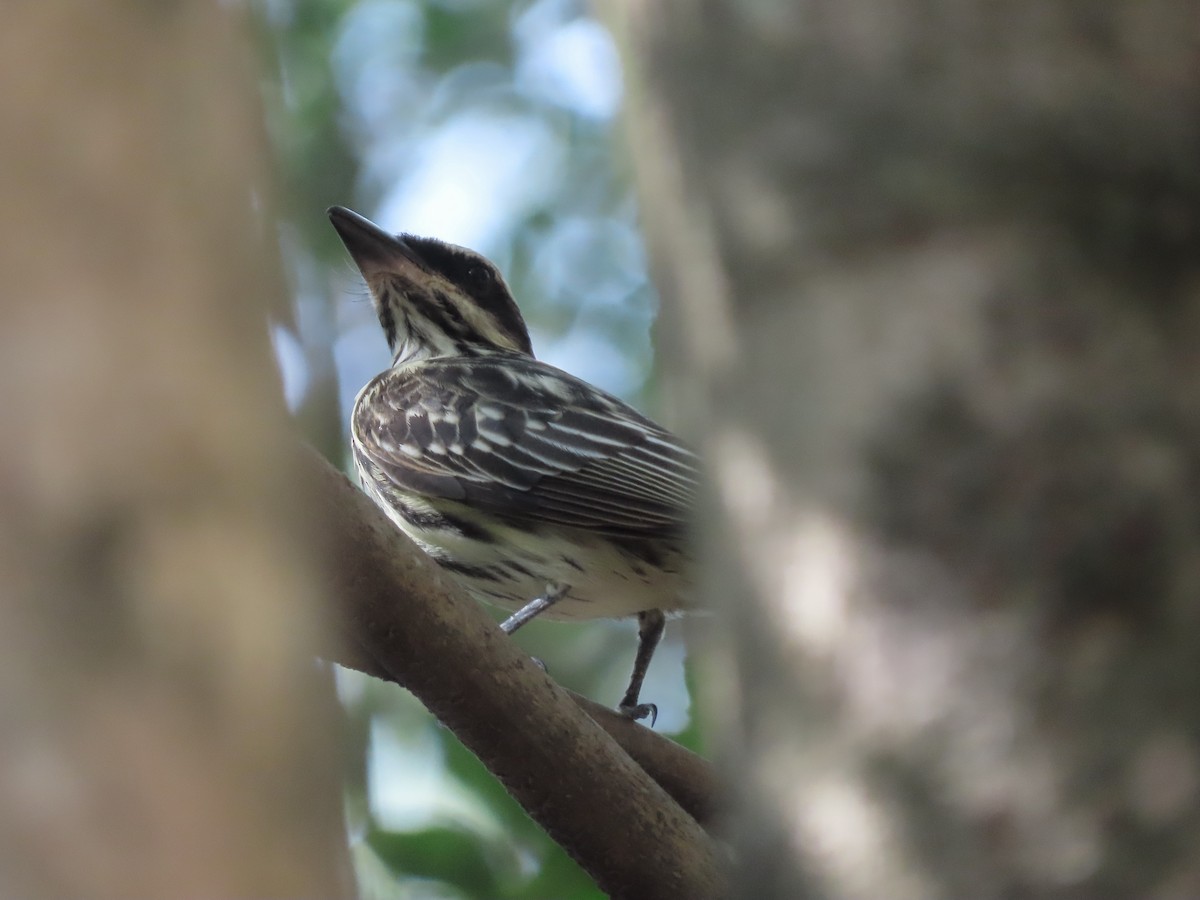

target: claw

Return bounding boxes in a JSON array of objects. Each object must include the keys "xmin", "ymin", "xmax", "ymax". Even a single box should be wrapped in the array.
[{"xmin": 619, "ymin": 702, "xmax": 658, "ymax": 727}]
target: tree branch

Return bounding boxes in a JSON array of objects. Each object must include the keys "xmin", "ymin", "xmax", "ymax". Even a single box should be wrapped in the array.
[
  {"xmin": 336, "ymin": 635, "xmax": 721, "ymax": 829},
  {"xmin": 299, "ymin": 446, "xmax": 726, "ymax": 898}
]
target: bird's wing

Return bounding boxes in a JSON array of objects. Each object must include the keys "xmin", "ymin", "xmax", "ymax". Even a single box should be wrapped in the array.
[{"xmin": 351, "ymin": 354, "xmax": 697, "ymax": 536}]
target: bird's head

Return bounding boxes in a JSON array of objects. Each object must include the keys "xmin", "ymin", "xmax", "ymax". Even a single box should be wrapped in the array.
[{"xmin": 328, "ymin": 206, "xmax": 534, "ymax": 363}]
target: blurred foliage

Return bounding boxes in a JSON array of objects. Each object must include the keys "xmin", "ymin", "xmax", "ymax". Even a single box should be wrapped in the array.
[{"xmin": 254, "ymin": 0, "xmax": 694, "ymax": 896}]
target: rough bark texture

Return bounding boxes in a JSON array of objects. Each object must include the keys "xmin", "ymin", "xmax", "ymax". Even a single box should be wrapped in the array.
[
  {"xmin": 0, "ymin": 5, "xmax": 345, "ymax": 896},
  {"xmin": 615, "ymin": 1, "xmax": 1200, "ymax": 897}
]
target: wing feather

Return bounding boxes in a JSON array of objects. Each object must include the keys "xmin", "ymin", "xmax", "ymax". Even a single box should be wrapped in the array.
[{"xmin": 351, "ymin": 353, "xmax": 697, "ymax": 537}]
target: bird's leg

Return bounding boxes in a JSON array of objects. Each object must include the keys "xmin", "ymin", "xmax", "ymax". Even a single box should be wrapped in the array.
[
  {"xmin": 500, "ymin": 583, "xmax": 569, "ymax": 635},
  {"xmin": 619, "ymin": 609, "xmax": 666, "ymax": 726}
]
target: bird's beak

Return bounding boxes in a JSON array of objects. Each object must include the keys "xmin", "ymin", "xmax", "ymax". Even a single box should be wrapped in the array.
[{"xmin": 327, "ymin": 206, "xmax": 423, "ymax": 279}]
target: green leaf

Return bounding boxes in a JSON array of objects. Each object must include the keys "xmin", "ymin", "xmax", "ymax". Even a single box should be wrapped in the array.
[
  {"xmin": 522, "ymin": 843, "xmax": 606, "ymax": 900},
  {"xmin": 367, "ymin": 824, "xmax": 501, "ymax": 896}
]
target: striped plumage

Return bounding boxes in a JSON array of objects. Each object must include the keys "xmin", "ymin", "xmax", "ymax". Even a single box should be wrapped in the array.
[{"xmin": 329, "ymin": 206, "xmax": 695, "ymax": 720}]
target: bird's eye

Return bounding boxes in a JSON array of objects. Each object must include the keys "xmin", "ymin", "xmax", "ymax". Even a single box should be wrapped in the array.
[{"xmin": 466, "ymin": 265, "xmax": 492, "ymax": 288}]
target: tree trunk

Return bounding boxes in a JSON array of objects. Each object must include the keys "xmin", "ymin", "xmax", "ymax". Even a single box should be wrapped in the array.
[
  {"xmin": 616, "ymin": 1, "xmax": 1200, "ymax": 896},
  {"xmin": 0, "ymin": 5, "xmax": 345, "ymax": 896}
]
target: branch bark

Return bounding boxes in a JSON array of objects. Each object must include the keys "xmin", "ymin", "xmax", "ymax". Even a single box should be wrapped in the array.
[{"xmin": 301, "ymin": 446, "xmax": 726, "ymax": 897}]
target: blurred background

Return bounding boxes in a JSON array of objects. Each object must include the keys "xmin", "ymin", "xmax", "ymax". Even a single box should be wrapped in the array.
[{"xmin": 255, "ymin": 1, "xmax": 701, "ymax": 895}]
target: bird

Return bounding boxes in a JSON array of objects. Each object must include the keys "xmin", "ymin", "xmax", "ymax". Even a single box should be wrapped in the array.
[{"xmin": 328, "ymin": 206, "xmax": 696, "ymax": 723}]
